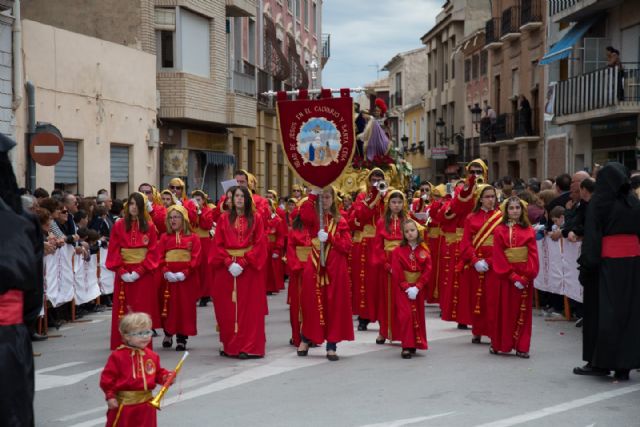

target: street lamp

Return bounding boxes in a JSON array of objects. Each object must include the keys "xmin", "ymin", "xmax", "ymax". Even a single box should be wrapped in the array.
[
  {"xmin": 469, "ymin": 103, "xmax": 482, "ymax": 133},
  {"xmin": 436, "ymin": 117, "xmax": 446, "ymax": 145},
  {"xmin": 400, "ymin": 135, "xmax": 409, "ymax": 153}
]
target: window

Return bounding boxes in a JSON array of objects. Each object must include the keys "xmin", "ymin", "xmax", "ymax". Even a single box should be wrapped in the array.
[
  {"xmin": 155, "ymin": 8, "xmax": 176, "ymax": 70},
  {"xmin": 179, "ymin": 8, "xmax": 210, "ymax": 77},
  {"xmin": 303, "ymin": 0, "xmax": 309, "ymax": 28},
  {"xmin": 472, "ymin": 54, "xmax": 479, "ymax": 80},
  {"xmin": 287, "ymin": 0, "xmax": 292, "ymax": 12},
  {"xmin": 296, "ymin": 0, "xmax": 301, "ymax": 20},
  {"xmin": 583, "ymin": 37, "xmax": 610, "ymax": 73},
  {"xmin": 511, "ymin": 68, "xmax": 520, "ymax": 97},
  {"xmin": 55, "ymin": 140, "xmax": 79, "ymax": 190},
  {"xmin": 464, "ymin": 59, "xmax": 471, "ymax": 82},
  {"xmin": 311, "ymin": 2, "xmax": 317, "ymax": 33},
  {"xmin": 395, "ymin": 72, "xmax": 402, "ymax": 106},
  {"xmin": 247, "ymin": 139, "xmax": 256, "ymax": 173},
  {"xmin": 265, "ymin": 143, "xmax": 272, "ymax": 190},
  {"xmin": 248, "ymin": 19, "xmax": 256, "ymax": 65},
  {"xmin": 480, "ymin": 50, "xmax": 488, "ymax": 76}
]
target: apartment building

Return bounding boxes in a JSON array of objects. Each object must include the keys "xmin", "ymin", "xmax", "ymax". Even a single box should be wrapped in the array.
[
  {"xmin": 420, "ymin": 0, "xmax": 490, "ymax": 183},
  {"xmin": 481, "ymin": 0, "xmax": 546, "ymax": 182},
  {"xmin": 543, "ymin": 0, "xmax": 640, "ymax": 175}
]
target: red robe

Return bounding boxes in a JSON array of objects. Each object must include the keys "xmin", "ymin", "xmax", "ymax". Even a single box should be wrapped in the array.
[
  {"xmin": 106, "ymin": 220, "xmax": 159, "ymax": 350},
  {"xmin": 156, "ymin": 232, "xmax": 201, "ymax": 337},
  {"xmin": 150, "ymin": 204, "xmax": 167, "ymax": 235},
  {"xmin": 298, "ymin": 196, "xmax": 354, "ymax": 345},
  {"xmin": 100, "ymin": 345, "xmax": 169, "ymax": 427},
  {"xmin": 192, "ymin": 204, "xmax": 214, "ymax": 298},
  {"xmin": 391, "ymin": 243, "xmax": 432, "ymax": 350},
  {"xmin": 424, "ymin": 197, "xmax": 446, "ymax": 303},
  {"xmin": 286, "ymin": 226, "xmax": 312, "ymax": 347},
  {"xmin": 489, "ymin": 223, "xmax": 539, "ymax": 354},
  {"xmin": 372, "ymin": 215, "xmax": 404, "ymax": 341},
  {"xmin": 349, "ymin": 190, "xmax": 385, "ymax": 320},
  {"xmin": 210, "ymin": 212, "xmax": 267, "ymax": 356},
  {"xmin": 266, "ymin": 213, "xmax": 286, "ymax": 293},
  {"xmin": 459, "ymin": 208, "xmax": 501, "ymax": 338},
  {"xmin": 437, "ymin": 187, "xmax": 475, "ymax": 325}
]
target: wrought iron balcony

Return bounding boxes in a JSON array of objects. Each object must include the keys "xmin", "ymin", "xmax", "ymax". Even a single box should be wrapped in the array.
[
  {"xmin": 520, "ymin": 0, "xmax": 543, "ymax": 31},
  {"xmin": 321, "ymin": 33, "xmax": 331, "ymax": 67},
  {"xmin": 484, "ymin": 18, "xmax": 503, "ymax": 49},
  {"xmin": 501, "ymin": 6, "xmax": 521, "ymax": 41},
  {"xmin": 549, "ymin": 0, "xmax": 624, "ymax": 24}
]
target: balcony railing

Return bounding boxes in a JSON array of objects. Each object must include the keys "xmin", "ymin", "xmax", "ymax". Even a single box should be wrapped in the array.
[
  {"xmin": 485, "ymin": 18, "xmax": 501, "ymax": 46},
  {"xmin": 231, "ymin": 71, "xmax": 256, "ymax": 96},
  {"xmin": 321, "ymin": 33, "xmax": 331, "ymax": 66},
  {"xmin": 549, "ymin": 0, "xmax": 579, "ymax": 16},
  {"xmin": 521, "ymin": 0, "xmax": 543, "ymax": 27},
  {"xmin": 257, "ymin": 69, "xmax": 273, "ymax": 108},
  {"xmin": 501, "ymin": 6, "xmax": 521, "ymax": 37},
  {"xmin": 554, "ymin": 65, "xmax": 640, "ymax": 118}
]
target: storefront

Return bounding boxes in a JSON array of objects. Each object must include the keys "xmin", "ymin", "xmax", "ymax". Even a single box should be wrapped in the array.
[{"xmin": 591, "ymin": 116, "xmax": 639, "ymax": 172}]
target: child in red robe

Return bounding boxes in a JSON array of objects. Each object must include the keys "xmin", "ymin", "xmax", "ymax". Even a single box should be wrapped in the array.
[
  {"xmin": 391, "ymin": 219, "xmax": 432, "ymax": 359},
  {"xmin": 100, "ymin": 312, "xmax": 171, "ymax": 427},
  {"xmin": 265, "ymin": 201, "xmax": 286, "ymax": 294}
]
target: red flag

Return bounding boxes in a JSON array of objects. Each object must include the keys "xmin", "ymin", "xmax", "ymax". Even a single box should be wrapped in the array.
[{"xmin": 276, "ymin": 91, "xmax": 356, "ymax": 188}]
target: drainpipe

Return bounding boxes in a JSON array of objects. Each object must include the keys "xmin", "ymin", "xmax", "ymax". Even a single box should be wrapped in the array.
[
  {"xmin": 26, "ymin": 80, "xmax": 35, "ymax": 190},
  {"xmin": 12, "ymin": 0, "xmax": 22, "ymax": 109}
]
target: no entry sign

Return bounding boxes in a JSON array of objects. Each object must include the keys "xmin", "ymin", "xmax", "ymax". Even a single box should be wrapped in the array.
[{"xmin": 30, "ymin": 132, "xmax": 64, "ymax": 166}]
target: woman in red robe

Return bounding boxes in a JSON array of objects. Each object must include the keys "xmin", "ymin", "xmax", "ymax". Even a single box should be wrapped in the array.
[
  {"xmin": 372, "ymin": 190, "xmax": 407, "ymax": 344},
  {"xmin": 459, "ymin": 185, "xmax": 501, "ymax": 344},
  {"xmin": 489, "ymin": 196, "xmax": 539, "ymax": 358},
  {"xmin": 106, "ymin": 193, "xmax": 159, "ymax": 350},
  {"xmin": 210, "ymin": 186, "xmax": 267, "ymax": 359},
  {"xmin": 285, "ymin": 215, "xmax": 312, "ymax": 347},
  {"xmin": 190, "ymin": 190, "xmax": 215, "ymax": 305},
  {"xmin": 296, "ymin": 187, "xmax": 354, "ymax": 361},
  {"xmin": 157, "ymin": 205, "xmax": 201, "ymax": 351},
  {"xmin": 424, "ymin": 185, "xmax": 447, "ymax": 303},
  {"xmin": 391, "ymin": 219, "xmax": 432, "ymax": 358},
  {"xmin": 265, "ymin": 201, "xmax": 287, "ymax": 294}
]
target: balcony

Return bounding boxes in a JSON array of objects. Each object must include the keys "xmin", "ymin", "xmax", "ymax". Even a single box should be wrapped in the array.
[
  {"xmin": 230, "ymin": 60, "xmax": 257, "ymax": 97},
  {"xmin": 554, "ymin": 65, "xmax": 640, "ymax": 125},
  {"xmin": 520, "ymin": 0, "xmax": 543, "ymax": 32},
  {"xmin": 227, "ymin": 92, "xmax": 257, "ymax": 128},
  {"xmin": 500, "ymin": 6, "xmax": 521, "ymax": 42},
  {"xmin": 257, "ymin": 68, "xmax": 278, "ymax": 111},
  {"xmin": 484, "ymin": 18, "xmax": 503, "ymax": 50},
  {"xmin": 321, "ymin": 33, "xmax": 331, "ymax": 67},
  {"xmin": 225, "ymin": 0, "xmax": 256, "ymax": 17},
  {"xmin": 480, "ymin": 110, "xmax": 541, "ymax": 144},
  {"xmin": 549, "ymin": 0, "xmax": 624, "ymax": 24}
]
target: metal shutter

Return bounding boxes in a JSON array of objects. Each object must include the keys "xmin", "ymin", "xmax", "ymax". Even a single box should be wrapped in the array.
[
  {"xmin": 54, "ymin": 140, "xmax": 78, "ymax": 184},
  {"xmin": 110, "ymin": 146, "xmax": 129, "ymax": 183}
]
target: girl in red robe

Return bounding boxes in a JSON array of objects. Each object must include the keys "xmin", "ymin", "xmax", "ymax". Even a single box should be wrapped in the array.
[
  {"xmin": 391, "ymin": 219, "xmax": 432, "ymax": 358},
  {"xmin": 106, "ymin": 193, "xmax": 159, "ymax": 350},
  {"xmin": 489, "ymin": 196, "xmax": 539, "ymax": 358},
  {"xmin": 459, "ymin": 185, "xmax": 501, "ymax": 344},
  {"xmin": 157, "ymin": 205, "xmax": 201, "ymax": 351},
  {"xmin": 100, "ymin": 312, "xmax": 170, "ymax": 427},
  {"xmin": 210, "ymin": 186, "xmax": 268, "ymax": 359},
  {"xmin": 265, "ymin": 201, "xmax": 286, "ymax": 294},
  {"xmin": 285, "ymin": 214, "xmax": 312, "ymax": 347},
  {"xmin": 372, "ymin": 190, "xmax": 407, "ymax": 344},
  {"xmin": 296, "ymin": 187, "xmax": 354, "ymax": 361},
  {"xmin": 190, "ymin": 190, "xmax": 215, "ymax": 306}
]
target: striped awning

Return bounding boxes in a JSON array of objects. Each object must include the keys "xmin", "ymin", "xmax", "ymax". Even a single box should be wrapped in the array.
[{"xmin": 204, "ymin": 151, "xmax": 235, "ymax": 166}]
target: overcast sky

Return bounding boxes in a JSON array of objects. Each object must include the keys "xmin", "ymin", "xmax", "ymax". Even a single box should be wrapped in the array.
[{"xmin": 321, "ymin": 0, "xmax": 442, "ymax": 90}]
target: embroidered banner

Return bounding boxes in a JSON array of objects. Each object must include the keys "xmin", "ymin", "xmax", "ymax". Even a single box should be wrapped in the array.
[{"xmin": 276, "ymin": 89, "xmax": 356, "ymax": 188}]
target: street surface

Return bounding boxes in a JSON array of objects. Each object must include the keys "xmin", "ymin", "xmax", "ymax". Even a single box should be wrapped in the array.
[{"xmin": 34, "ymin": 291, "xmax": 640, "ymax": 427}]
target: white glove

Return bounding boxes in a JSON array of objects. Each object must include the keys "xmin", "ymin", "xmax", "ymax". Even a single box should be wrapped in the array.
[
  {"xmin": 474, "ymin": 259, "xmax": 489, "ymax": 273},
  {"xmin": 175, "ymin": 199, "xmax": 183, "ymax": 206},
  {"xmin": 272, "ymin": 253, "xmax": 280, "ymax": 259},
  {"xmin": 164, "ymin": 272, "xmax": 177, "ymax": 282},
  {"xmin": 406, "ymin": 286, "xmax": 419, "ymax": 300},
  {"xmin": 514, "ymin": 281, "xmax": 525, "ymax": 290},
  {"xmin": 317, "ymin": 230, "xmax": 329, "ymax": 243},
  {"xmin": 146, "ymin": 201, "xmax": 154, "ymax": 213},
  {"xmin": 228, "ymin": 262, "xmax": 243, "ymax": 277},
  {"xmin": 310, "ymin": 188, "xmax": 321, "ymax": 195},
  {"xmin": 174, "ymin": 272, "xmax": 186, "ymax": 282},
  {"xmin": 421, "ymin": 194, "xmax": 429, "ymax": 201},
  {"xmin": 121, "ymin": 272, "xmax": 133, "ymax": 282},
  {"xmin": 129, "ymin": 271, "xmax": 140, "ymax": 282}
]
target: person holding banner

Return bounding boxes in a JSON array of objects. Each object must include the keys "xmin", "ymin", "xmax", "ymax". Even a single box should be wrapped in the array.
[
  {"xmin": 391, "ymin": 219, "xmax": 432, "ymax": 359},
  {"xmin": 210, "ymin": 186, "xmax": 267, "ymax": 359},
  {"xmin": 296, "ymin": 187, "xmax": 354, "ymax": 361},
  {"xmin": 156, "ymin": 205, "xmax": 201, "ymax": 351},
  {"xmin": 350, "ymin": 168, "xmax": 387, "ymax": 331},
  {"xmin": 372, "ymin": 190, "xmax": 408, "ymax": 344},
  {"xmin": 459, "ymin": 185, "xmax": 501, "ymax": 344},
  {"xmin": 489, "ymin": 196, "xmax": 539, "ymax": 358},
  {"xmin": 106, "ymin": 192, "xmax": 159, "ymax": 350}
]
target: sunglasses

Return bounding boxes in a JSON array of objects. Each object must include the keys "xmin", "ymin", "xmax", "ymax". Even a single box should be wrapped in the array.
[
  {"xmin": 125, "ymin": 330, "xmax": 153, "ymax": 338},
  {"xmin": 469, "ymin": 170, "xmax": 484, "ymax": 176},
  {"xmin": 170, "ymin": 186, "xmax": 182, "ymax": 190},
  {"xmin": 140, "ymin": 190, "xmax": 153, "ymax": 195}
]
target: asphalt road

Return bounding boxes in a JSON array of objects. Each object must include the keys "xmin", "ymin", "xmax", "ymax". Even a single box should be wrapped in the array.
[{"xmin": 34, "ymin": 291, "xmax": 640, "ymax": 427}]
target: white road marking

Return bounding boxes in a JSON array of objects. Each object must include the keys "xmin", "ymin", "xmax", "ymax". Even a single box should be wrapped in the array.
[
  {"xmin": 358, "ymin": 412, "xmax": 456, "ymax": 427},
  {"xmin": 474, "ymin": 384, "xmax": 640, "ymax": 427},
  {"xmin": 37, "ymin": 368, "xmax": 103, "ymax": 391},
  {"xmin": 35, "ymin": 361, "xmax": 86, "ymax": 374}
]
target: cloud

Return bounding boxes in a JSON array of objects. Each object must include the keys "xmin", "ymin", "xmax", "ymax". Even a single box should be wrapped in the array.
[{"xmin": 321, "ymin": 0, "xmax": 442, "ymax": 89}]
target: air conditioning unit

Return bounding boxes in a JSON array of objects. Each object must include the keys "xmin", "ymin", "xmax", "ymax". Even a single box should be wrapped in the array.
[{"xmin": 147, "ymin": 127, "xmax": 159, "ymax": 148}]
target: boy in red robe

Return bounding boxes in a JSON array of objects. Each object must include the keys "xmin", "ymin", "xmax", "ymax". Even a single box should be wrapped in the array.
[{"xmin": 100, "ymin": 312, "xmax": 171, "ymax": 427}]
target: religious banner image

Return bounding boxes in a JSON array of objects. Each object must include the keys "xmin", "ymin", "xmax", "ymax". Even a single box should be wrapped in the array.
[{"xmin": 276, "ymin": 89, "xmax": 356, "ymax": 188}]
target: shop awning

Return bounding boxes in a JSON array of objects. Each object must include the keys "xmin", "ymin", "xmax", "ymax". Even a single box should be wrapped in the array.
[
  {"xmin": 540, "ymin": 15, "xmax": 600, "ymax": 65},
  {"xmin": 203, "ymin": 151, "xmax": 235, "ymax": 166}
]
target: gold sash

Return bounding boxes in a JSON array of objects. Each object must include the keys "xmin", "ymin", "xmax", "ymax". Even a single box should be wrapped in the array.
[
  {"xmin": 481, "ymin": 235, "xmax": 494, "ymax": 246},
  {"xmin": 267, "ymin": 235, "xmax": 276, "ymax": 242},
  {"xmin": 505, "ymin": 246, "xmax": 528, "ymax": 263},
  {"xmin": 194, "ymin": 228, "xmax": 210, "ymax": 238},
  {"xmin": 226, "ymin": 246, "xmax": 253, "ymax": 257},
  {"xmin": 121, "ymin": 248, "xmax": 147, "ymax": 264},
  {"xmin": 115, "ymin": 390, "xmax": 152, "ymax": 405},
  {"xmin": 296, "ymin": 246, "xmax": 312, "ymax": 262},
  {"xmin": 471, "ymin": 210, "xmax": 502, "ymax": 250},
  {"xmin": 443, "ymin": 228, "xmax": 464, "ymax": 244},
  {"xmin": 403, "ymin": 271, "xmax": 421, "ymax": 283},
  {"xmin": 384, "ymin": 239, "xmax": 401, "ymax": 252},
  {"xmin": 311, "ymin": 237, "xmax": 321, "ymax": 250},
  {"xmin": 165, "ymin": 249, "xmax": 191, "ymax": 262},
  {"xmin": 427, "ymin": 227, "xmax": 440, "ymax": 238}
]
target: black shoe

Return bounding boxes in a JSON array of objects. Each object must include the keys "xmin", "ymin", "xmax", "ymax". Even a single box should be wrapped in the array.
[
  {"xmin": 575, "ymin": 318, "xmax": 583, "ymax": 328},
  {"xmin": 152, "ymin": 329, "xmax": 159, "ymax": 337},
  {"xmin": 375, "ymin": 336, "xmax": 385, "ymax": 345},
  {"xmin": 238, "ymin": 352, "xmax": 249, "ymax": 360},
  {"xmin": 31, "ymin": 333, "xmax": 48, "ymax": 342},
  {"xmin": 289, "ymin": 338, "xmax": 294, "ymax": 346},
  {"xmin": 198, "ymin": 297, "xmax": 210, "ymax": 307},
  {"xmin": 162, "ymin": 336, "xmax": 173, "ymax": 348},
  {"xmin": 175, "ymin": 342, "xmax": 186, "ymax": 351},
  {"xmin": 614, "ymin": 369, "xmax": 630, "ymax": 381},
  {"xmin": 357, "ymin": 318, "xmax": 369, "ymax": 331},
  {"xmin": 297, "ymin": 343, "xmax": 309, "ymax": 356},
  {"xmin": 219, "ymin": 349, "xmax": 227, "ymax": 357},
  {"xmin": 326, "ymin": 352, "xmax": 339, "ymax": 361},
  {"xmin": 409, "ymin": 348, "xmax": 417, "ymax": 354},
  {"xmin": 471, "ymin": 336, "xmax": 481, "ymax": 344},
  {"xmin": 357, "ymin": 324, "xmax": 367, "ymax": 331},
  {"xmin": 573, "ymin": 363, "xmax": 610, "ymax": 376},
  {"xmin": 457, "ymin": 323, "xmax": 469, "ymax": 330},
  {"xmin": 401, "ymin": 349, "xmax": 412, "ymax": 359}
]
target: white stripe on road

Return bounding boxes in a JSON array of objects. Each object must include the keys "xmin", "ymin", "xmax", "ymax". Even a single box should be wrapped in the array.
[
  {"xmin": 35, "ymin": 361, "xmax": 86, "ymax": 374},
  {"xmin": 37, "ymin": 368, "xmax": 103, "ymax": 391},
  {"xmin": 358, "ymin": 412, "xmax": 456, "ymax": 427},
  {"xmin": 474, "ymin": 384, "xmax": 640, "ymax": 427}
]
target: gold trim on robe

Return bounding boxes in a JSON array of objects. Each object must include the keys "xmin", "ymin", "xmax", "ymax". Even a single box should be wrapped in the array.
[
  {"xmin": 121, "ymin": 248, "xmax": 148, "ymax": 264},
  {"xmin": 403, "ymin": 271, "xmax": 421, "ymax": 283},
  {"xmin": 384, "ymin": 239, "xmax": 402, "ymax": 253},
  {"xmin": 115, "ymin": 390, "xmax": 153, "ymax": 405},
  {"xmin": 295, "ymin": 246, "xmax": 312, "ymax": 262},
  {"xmin": 505, "ymin": 246, "xmax": 528, "ymax": 263},
  {"xmin": 165, "ymin": 249, "xmax": 192, "ymax": 262},
  {"xmin": 226, "ymin": 246, "xmax": 253, "ymax": 257}
]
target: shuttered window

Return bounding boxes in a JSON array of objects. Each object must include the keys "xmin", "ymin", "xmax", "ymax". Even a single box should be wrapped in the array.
[
  {"xmin": 54, "ymin": 140, "xmax": 78, "ymax": 184},
  {"xmin": 110, "ymin": 146, "xmax": 129, "ymax": 183}
]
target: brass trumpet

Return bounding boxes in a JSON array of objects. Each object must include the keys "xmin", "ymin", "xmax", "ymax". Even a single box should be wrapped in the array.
[{"xmin": 149, "ymin": 351, "xmax": 189, "ymax": 410}]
